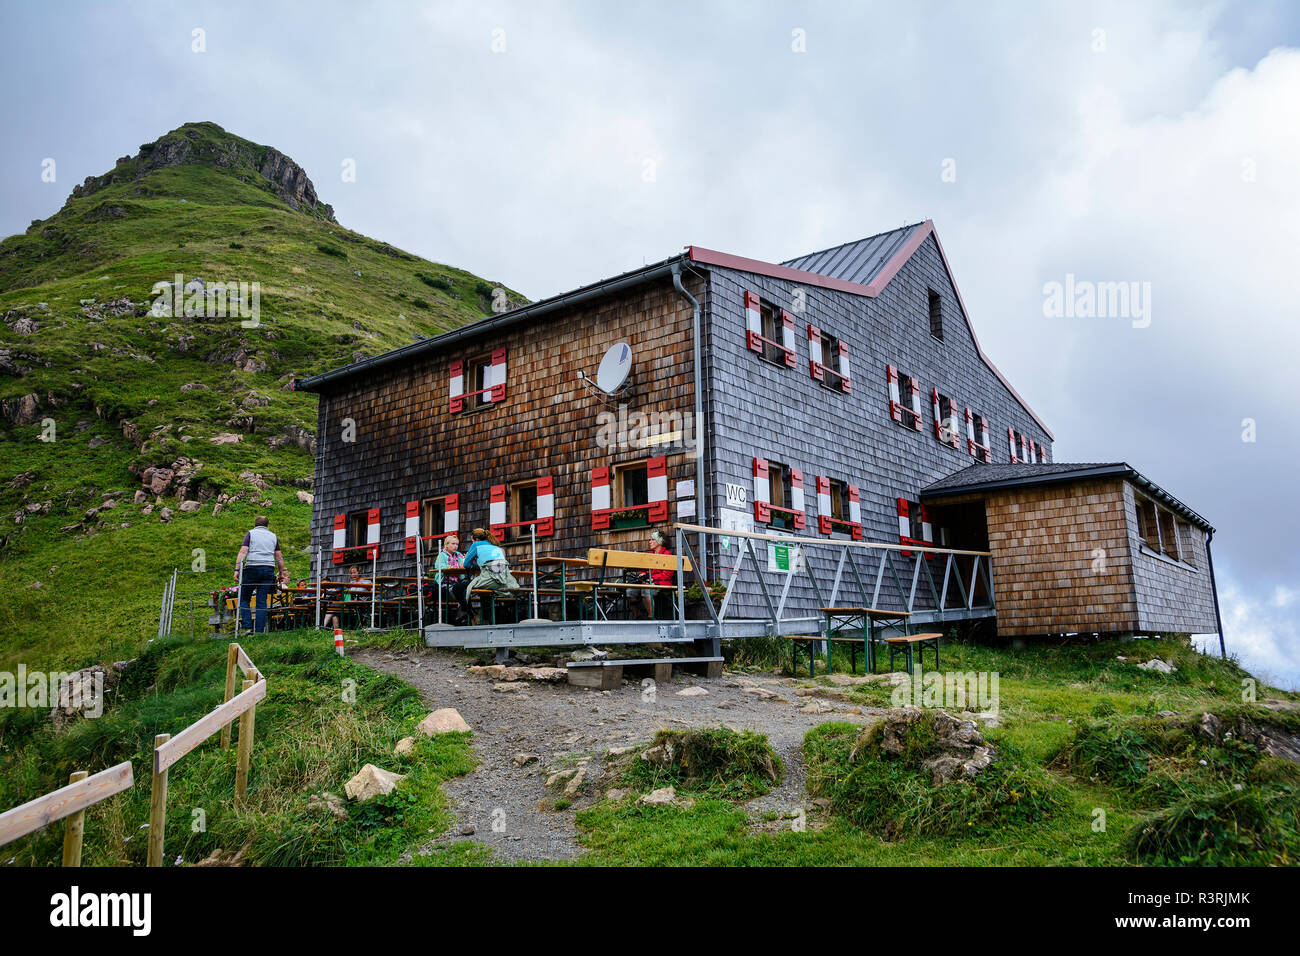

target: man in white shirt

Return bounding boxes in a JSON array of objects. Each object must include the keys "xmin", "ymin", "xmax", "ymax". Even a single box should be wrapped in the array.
[{"xmin": 235, "ymin": 516, "xmax": 286, "ymax": 633}]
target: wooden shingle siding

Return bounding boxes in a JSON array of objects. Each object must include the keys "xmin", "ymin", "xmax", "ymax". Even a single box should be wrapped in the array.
[
  {"xmin": 702, "ymin": 235, "xmax": 1053, "ymax": 615},
  {"xmin": 1122, "ymin": 482, "xmax": 1218, "ymax": 633},
  {"xmin": 309, "ymin": 277, "xmax": 702, "ymax": 575}
]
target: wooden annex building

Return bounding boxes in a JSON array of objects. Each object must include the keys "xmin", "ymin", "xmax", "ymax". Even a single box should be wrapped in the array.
[{"xmin": 296, "ymin": 219, "xmax": 1224, "ymax": 648}]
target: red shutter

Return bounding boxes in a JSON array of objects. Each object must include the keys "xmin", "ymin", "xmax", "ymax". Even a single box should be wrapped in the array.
[
  {"xmin": 592, "ymin": 466, "xmax": 611, "ymax": 530},
  {"xmin": 887, "ymin": 364, "xmax": 902, "ymax": 422},
  {"xmin": 489, "ymin": 346, "xmax": 508, "ymax": 402},
  {"xmin": 910, "ymin": 378, "xmax": 923, "ymax": 431},
  {"xmin": 897, "ymin": 498, "xmax": 911, "ymax": 557},
  {"xmin": 365, "ymin": 507, "xmax": 381, "ymax": 561},
  {"xmin": 1008, "ymin": 426, "xmax": 1019, "ymax": 463},
  {"xmin": 789, "ymin": 468, "xmax": 806, "ymax": 530},
  {"xmin": 405, "ymin": 500, "xmax": 420, "ymax": 555},
  {"xmin": 932, "ymin": 388, "xmax": 943, "ymax": 440},
  {"xmin": 752, "ymin": 457, "xmax": 770, "ymax": 524},
  {"xmin": 449, "ymin": 359, "xmax": 465, "ymax": 414},
  {"xmin": 647, "ymin": 456, "xmax": 669, "ymax": 522},
  {"xmin": 816, "ymin": 475, "xmax": 832, "ymax": 534},
  {"xmin": 489, "ymin": 483, "xmax": 507, "ymax": 539},
  {"xmin": 332, "ymin": 513, "xmax": 346, "ymax": 565},
  {"xmin": 847, "ymin": 484, "xmax": 862, "ymax": 539},
  {"xmin": 744, "ymin": 291, "xmax": 763, "ymax": 353},
  {"xmin": 780, "ymin": 310, "xmax": 796, "ymax": 368},
  {"xmin": 808, "ymin": 325, "xmax": 824, "ymax": 381},
  {"xmin": 836, "ymin": 340, "xmax": 851, "ymax": 393}
]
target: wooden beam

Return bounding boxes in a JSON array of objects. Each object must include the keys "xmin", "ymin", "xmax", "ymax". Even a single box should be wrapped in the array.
[
  {"xmin": 220, "ymin": 643, "xmax": 239, "ymax": 750},
  {"xmin": 0, "ymin": 761, "xmax": 133, "ymax": 848},
  {"xmin": 234, "ymin": 679, "xmax": 257, "ymax": 809},
  {"xmin": 670, "ymin": 521, "xmax": 990, "ymax": 556},
  {"xmin": 154, "ymin": 679, "xmax": 267, "ymax": 775}
]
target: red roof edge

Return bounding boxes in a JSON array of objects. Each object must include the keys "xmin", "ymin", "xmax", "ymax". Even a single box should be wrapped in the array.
[{"xmin": 687, "ymin": 220, "xmax": 1054, "ymax": 442}]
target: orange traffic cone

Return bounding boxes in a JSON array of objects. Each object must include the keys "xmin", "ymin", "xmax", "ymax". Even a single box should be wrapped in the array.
[{"xmin": 334, "ymin": 627, "xmax": 344, "ymax": 656}]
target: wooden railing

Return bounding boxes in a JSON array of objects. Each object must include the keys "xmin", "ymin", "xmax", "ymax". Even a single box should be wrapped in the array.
[{"xmin": 0, "ymin": 642, "xmax": 265, "ymax": 867}]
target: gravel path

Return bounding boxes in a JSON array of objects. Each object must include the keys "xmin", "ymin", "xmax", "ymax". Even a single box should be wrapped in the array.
[{"xmin": 353, "ymin": 646, "xmax": 886, "ymax": 863}]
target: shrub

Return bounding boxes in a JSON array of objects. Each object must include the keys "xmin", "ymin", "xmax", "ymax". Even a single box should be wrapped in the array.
[
  {"xmin": 625, "ymin": 727, "xmax": 781, "ymax": 800},
  {"xmin": 316, "ymin": 244, "xmax": 347, "ymax": 259}
]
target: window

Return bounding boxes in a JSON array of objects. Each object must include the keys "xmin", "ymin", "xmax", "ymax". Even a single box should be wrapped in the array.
[
  {"xmin": 1177, "ymin": 521, "xmax": 1198, "ymax": 568},
  {"xmin": 609, "ymin": 461, "xmax": 651, "ymax": 529},
  {"xmin": 928, "ymin": 289, "xmax": 943, "ymax": 341},
  {"xmin": 507, "ymin": 480, "xmax": 538, "ymax": 540},
  {"xmin": 889, "ymin": 366, "xmax": 922, "ymax": 429},
  {"xmin": 819, "ymin": 331, "xmax": 842, "ymax": 388},
  {"xmin": 828, "ymin": 479, "xmax": 848, "ymax": 522},
  {"xmin": 969, "ymin": 411, "xmax": 992, "ymax": 462},
  {"xmin": 1135, "ymin": 496, "xmax": 1162, "ymax": 551},
  {"xmin": 422, "ymin": 498, "xmax": 446, "ymax": 539},
  {"xmin": 467, "ymin": 353, "xmax": 493, "ymax": 410},
  {"xmin": 449, "ymin": 347, "xmax": 507, "ymax": 413},
  {"xmin": 347, "ymin": 510, "xmax": 369, "ymax": 550},
  {"xmin": 760, "ymin": 301, "xmax": 794, "ymax": 366},
  {"xmin": 1157, "ymin": 509, "xmax": 1180, "ymax": 562},
  {"xmin": 768, "ymin": 461, "xmax": 791, "ymax": 528},
  {"xmin": 933, "ymin": 390, "xmax": 961, "ymax": 448}
]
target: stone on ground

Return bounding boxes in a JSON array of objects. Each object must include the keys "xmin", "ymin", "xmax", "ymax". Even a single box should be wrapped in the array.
[
  {"xmin": 418, "ymin": 708, "xmax": 470, "ymax": 735},
  {"xmin": 343, "ymin": 764, "xmax": 406, "ymax": 801}
]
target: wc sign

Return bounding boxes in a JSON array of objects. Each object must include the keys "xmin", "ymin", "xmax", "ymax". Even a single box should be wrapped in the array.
[{"xmin": 725, "ymin": 483, "xmax": 748, "ymax": 507}]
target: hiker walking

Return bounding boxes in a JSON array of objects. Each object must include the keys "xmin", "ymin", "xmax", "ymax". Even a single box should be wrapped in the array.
[{"xmin": 235, "ymin": 515, "xmax": 286, "ymax": 634}]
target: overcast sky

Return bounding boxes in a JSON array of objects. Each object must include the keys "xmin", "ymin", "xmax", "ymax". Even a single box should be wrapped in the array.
[{"xmin": 2, "ymin": 1, "xmax": 1297, "ymax": 687}]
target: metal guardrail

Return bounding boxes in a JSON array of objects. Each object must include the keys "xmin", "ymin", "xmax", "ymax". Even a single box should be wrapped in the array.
[{"xmin": 671, "ymin": 522, "xmax": 995, "ymax": 636}]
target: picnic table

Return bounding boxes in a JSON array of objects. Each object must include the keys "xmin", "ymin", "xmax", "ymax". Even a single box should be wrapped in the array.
[{"xmin": 788, "ymin": 608, "xmax": 925, "ymax": 676}]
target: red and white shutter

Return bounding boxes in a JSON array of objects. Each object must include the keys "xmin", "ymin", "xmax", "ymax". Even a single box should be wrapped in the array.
[
  {"xmin": 789, "ymin": 469, "xmax": 806, "ymax": 530},
  {"xmin": 948, "ymin": 404, "xmax": 961, "ymax": 448},
  {"xmin": 444, "ymin": 493, "xmax": 460, "ymax": 534},
  {"xmin": 836, "ymin": 341, "xmax": 851, "ymax": 393},
  {"xmin": 752, "ymin": 457, "xmax": 771, "ymax": 523},
  {"xmin": 405, "ymin": 500, "xmax": 420, "ymax": 555},
  {"xmin": 808, "ymin": 325, "xmax": 824, "ymax": 381},
  {"xmin": 1039, "ymin": 444, "xmax": 1049, "ymax": 464},
  {"xmin": 332, "ymin": 513, "xmax": 346, "ymax": 564},
  {"xmin": 909, "ymin": 379, "xmax": 923, "ymax": 431},
  {"xmin": 1020, "ymin": 433, "xmax": 1030, "ymax": 462},
  {"xmin": 897, "ymin": 498, "xmax": 911, "ymax": 556},
  {"xmin": 489, "ymin": 484, "xmax": 507, "ymax": 537},
  {"xmin": 449, "ymin": 360, "xmax": 465, "ymax": 413},
  {"xmin": 488, "ymin": 346, "xmax": 507, "ymax": 402},
  {"xmin": 536, "ymin": 476, "xmax": 555, "ymax": 536},
  {"xmin": 780, "ymin": 310, "xmax": 796, "ymax": 368},
  {"xmin": 887, "ymin": 365, "xmax": 902, "ymax": 422},
  {"xmin": 847, "ymin": 484, "xmax": 862, "ymax": 539},
  {"xmin": 816, "ymin": 476, "xmax": 832, "ymax": 534},
  {"xmin": 1008, "ymin": 427, "xmax": 1019, "ymax": 462},
  {"xmin": 366, "ymin": 507, "xmax": 381, "ymax": 560},
  {"xmin": 647, "ymin": 457, "xmax": 669, "ymax": 521},
  {"xmin": 591, "ymin": 467, "xmax": 611, "ymax": 530},
  {"xmin": 980, "ymin": 418, "xmax": 991, "ymax": 461},
  {"xmin": 744, "ymin": 291, "xmax": 763, "ymax": 353},
  {"xmin": 932, "ymin": 388, "xmax": 943, "ymax": 440},
  {"xmin": 965, "ymin": 408, "xmax": 976, "ymax": 457},
  {"xmin": 919, "ymin": 504, "xmax": 934, "ymax": 543}
]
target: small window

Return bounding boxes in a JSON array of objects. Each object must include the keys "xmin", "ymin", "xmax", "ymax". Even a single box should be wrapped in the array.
[
  {"xmin": 935, "ymin": 392, "xmax": 960, "ymax": 448},
  {"xmin": 768, "ymin": 461, "xmax": 792, "ymax": 529},
  {"xmin": 466, "ymin": 353, "xmax": 493, "ymax": 410},
  {"xmin": 828, "ymin": 479, "xmax": 849, "ymax": 521},
  {"xmin": 819, "ymin": 331, "xmax": 846, "ymax": 389},
  {"xmin": 970, "ymin": 411, "xmax": 991, "ymax": 462},
  {"xmin": 509, "ymin": 480, "xmax": 539, "ymax": 540},
  {"xmin": 1157, "ymin": 509, "xmax": 1180, "ymax": 562},
  {"xmin": 1177, "ymin": 521, "xmax": 1197, "ymax": 568},
  {"xmin": 347, "ymin": 511, "xmax": 368, "ymax": 551},
  {"xmin": 611, "ymin": 461, "xmax": 651, "ymax": 528},
  {"xmin": 1135, "ymin": 497, "xmax": 1161, "ymax": 551},
  {"xmin": 896, "ymin": 370, "xmax": 921, "ymax": 428},
  {"xmin": 422, "ymin": 497, "xmax": 446, "ymax": 539},
  {"xmin": 759, "ymin": 300, "xmax": 788, "ymax": 366},
  {"xmin": 928, "ymin": 289, "xmax": 943, "ymax": 341}
]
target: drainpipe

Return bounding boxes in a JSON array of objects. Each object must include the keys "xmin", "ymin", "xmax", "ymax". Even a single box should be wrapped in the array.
[
  {"xmin": 1205, "ymin": 529, "xmax": 1227, "ymax": 660},
  {"xmin": 672, "ymin": 261, "xmax": 707, "ymax": 572}
]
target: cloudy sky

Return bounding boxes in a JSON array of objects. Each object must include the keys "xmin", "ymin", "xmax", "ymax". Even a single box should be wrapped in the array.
[{"xmin": 2, "ymin": 1, "xmax": 1297, "ymax": 686}]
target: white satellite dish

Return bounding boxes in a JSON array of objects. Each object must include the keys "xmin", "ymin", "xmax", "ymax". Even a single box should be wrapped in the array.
[{"xmin": 595, "ymin": 342, "xmax": 633, "ymax": 393}]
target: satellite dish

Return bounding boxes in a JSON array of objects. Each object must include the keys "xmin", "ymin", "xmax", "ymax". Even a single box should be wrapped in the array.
[{"xmin": 595, "ymin": 342, "xmax": 633, "ymax": 393}]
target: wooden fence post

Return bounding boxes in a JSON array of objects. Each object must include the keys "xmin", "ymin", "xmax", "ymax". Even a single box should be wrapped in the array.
[
  {"xmin": 220, "ymin": 643, "xmax": 239, "ymax": 749},
  {"xmin": 234, "ymin": 677, "xmax": 257, "ymax": 808},
  {"xmin": 60, "ymin": 770, "xmax": 88, "ymax": 867},
  {"xmin": 147, "ymin": 733, "xmax": 169, "ymax": 867}
]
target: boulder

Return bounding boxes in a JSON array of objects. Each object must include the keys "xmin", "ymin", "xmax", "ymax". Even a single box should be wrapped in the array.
[
  {"xmin": 1136, "ymin": 658, "xmax": 1176, "ymax": 674},
  {"xmin": 295, "ymin": 490, "xmax": 314, "ymax": 505},
  {"xmin": 417, "ymin": 708, "xmax": 470, "ymax": 735},
  {"xmin": 863, "ymin": 708, "xmax": 997, "ymax": 786},
  {"xmin": 178, "ymin": 500, "xmax": 202, "ymax": 513},
  {"xmin": 343, "ymin": 764, "xmax": 406, "ymax": 801},
  {"xmin": 638, "ymin": 786, "xmax": 679, "ymax": 806},
  {"xmin": 676, "ymin": 686, "xmax": 708, "ymax": 697},
  {"xmin": 394, "ymin": 736, "xmax": 416, "ymax": 757}
]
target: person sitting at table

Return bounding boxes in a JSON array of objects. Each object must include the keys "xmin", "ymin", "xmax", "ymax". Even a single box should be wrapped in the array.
[
  {"xmin": 464, "ymin": 528, "xmax": 518, "ymax": 621},
  {"xmin": 324, "ymin": 564, "xmax": 367, "ymax": 630},
  {"xmin": 432, "ymin": 533, "xmax": 468, "ymax": 624},
  {"xmin": 627, "ymin": 529, "xmax": 675, "ymax": 619}
]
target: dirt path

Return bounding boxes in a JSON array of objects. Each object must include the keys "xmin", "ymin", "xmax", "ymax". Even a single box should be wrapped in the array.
[{"xmin": 353, "ymin": 646, "xmax": 885, "ymax": 863}]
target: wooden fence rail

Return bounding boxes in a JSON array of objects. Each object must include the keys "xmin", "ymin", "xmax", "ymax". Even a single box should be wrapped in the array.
[
  {"xmin": 0, "ymin": 762, "xmax": 134, "ymax": 862},
  {"xmin": 0, "ymin": 642, "xmax": 265, "ymax": 868}
]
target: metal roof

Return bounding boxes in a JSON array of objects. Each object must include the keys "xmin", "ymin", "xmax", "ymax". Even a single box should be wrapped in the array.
[
  {"xmin": 921, "ymin": 462, "xmax": 1213, "ymax": 532},
  {"xmin": 781, "ymin": 222, "xmax": 926, "ymax": 287}
]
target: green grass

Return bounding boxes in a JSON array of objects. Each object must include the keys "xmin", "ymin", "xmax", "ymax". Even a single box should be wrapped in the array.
[
  {"xmin": 0, "ymin": 629, "xmax": 475, "ymax": 867},
  {"xmin": 622, "ymin": 727, "xmax": 783, "ymax": 800},
  {"xmin": 0, "ymin": 120, "xmax": 527, "ymax": 668}
]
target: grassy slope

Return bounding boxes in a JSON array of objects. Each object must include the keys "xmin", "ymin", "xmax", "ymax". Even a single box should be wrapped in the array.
[
  {"xmin": 0, "ymin": 122, "xmax": 525, "ymax": 670},
  {"xmin": 0, "ymin": 630, "xmax": 475, "ymax": 866},
  {"xmin": 571, "ymin": 637, "xmax": 1300, "ymax": 866}
]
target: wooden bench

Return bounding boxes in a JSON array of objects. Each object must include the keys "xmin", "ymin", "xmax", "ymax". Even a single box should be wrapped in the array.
[
  {"xmin": 566, "ymin": 656, "xmax": 724, "ymax": 690},
  {"xmin": 574, "ymin": 548, "xmax": 693, "ymax": 620},
  {"xmin": 882, "ymin": 633, "xmax": 942, "ymax": 674},
  {"xmin": 788, "ymin": 607, "xmax": 914, "ymax": 676}
]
